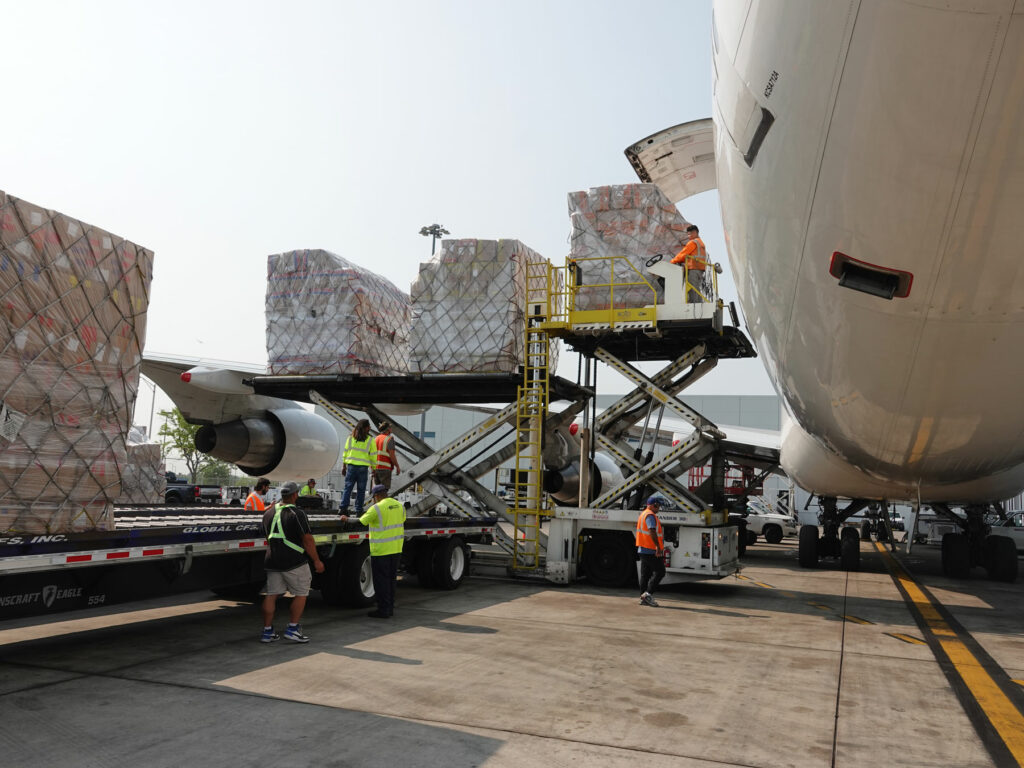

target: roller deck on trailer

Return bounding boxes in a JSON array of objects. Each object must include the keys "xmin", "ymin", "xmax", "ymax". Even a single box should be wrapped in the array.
[{"xmin": 0, "ymin": 507, "xmax": 497, "ymax": 620}]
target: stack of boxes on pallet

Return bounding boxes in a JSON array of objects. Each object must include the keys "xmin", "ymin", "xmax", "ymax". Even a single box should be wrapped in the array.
[
  {"xmin": 0, "ymin": 191, "xmax": 153, "ymax": 533},
  {"xmin": 116, "ymin": 427, "xmax": 165, "ymax": 505},
  {"xmin": 265, "ymin": 249, "xmax": 411, "ymax": 376},
  {"xmin": 568, "ymin": 183, "xmax": 692, "ymax": 310},
  {"xmin": 409, "ymin": 238, "xmax": 558, "ymax": 374}
]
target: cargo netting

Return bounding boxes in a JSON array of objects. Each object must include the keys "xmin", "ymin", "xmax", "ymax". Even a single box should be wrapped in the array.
[
  {"xmin": 568, "ymin": 183, "xmax": 692, "ymax": 310},
  {"xmin": 409, "ymin": 238, "xmax": 560, "ymax": 374},
  {"xmin": 116, "ymin": 427, "xmax": 165, "ymax": 505},
  {"xmin": 0, "ymin": 191, "xmax": 153, "ymax": 533},
  {"xmin": 266, "ymin": 249, "xmax": 410, "ymax": 376}
]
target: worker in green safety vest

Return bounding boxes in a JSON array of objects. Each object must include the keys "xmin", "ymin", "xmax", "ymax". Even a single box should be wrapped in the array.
[
  {"xmin": 341, "ymin": 483, "xmax": 405, "ymax": 618},
  {"xmin": 259, "ymin": 481, "xmax": 325, "ymax": 643}
]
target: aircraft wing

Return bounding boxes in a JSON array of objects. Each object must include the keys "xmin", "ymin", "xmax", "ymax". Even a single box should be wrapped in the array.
[{"xmin": 141, "ymin": 352, "xmax": 303, "ymax": 426}]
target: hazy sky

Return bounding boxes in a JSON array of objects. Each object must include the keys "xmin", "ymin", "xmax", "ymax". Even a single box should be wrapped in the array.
[{"xmin": 3, "ymin": 0, "xmax": 776, "ymax": 427}]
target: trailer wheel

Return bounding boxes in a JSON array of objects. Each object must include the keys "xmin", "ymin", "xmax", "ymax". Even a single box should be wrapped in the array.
[
  {"xmin": 321, "ymin": 544, "xmax": 375, "ymax": 607},
  {"xmin": 983, "ymin": 535, "xmax": 1018, "ymax": 583},
  {"xmin": 415, "ymin": 543, "xmax": 437, "ymax": 588},
  {"xmin": 941, "ymin": 533, "xmax": 970, "ymax": 578},
  {"xmin": 582, "ymin": 533, "xmax": 636, "ymax": 588},
  {"xmin": 798, "ymin": 525, "xmax": 819, "ymax": 568},
  {"xmin": 763, "ymin": 524, "xmax": 783, "ymax": 544},
  {"xmin": 839, "ymin": 537, "xmax": 860, "ymax": 571},
  {"xmin": 431, "ymin": 537, "xmax": 469, "ymax": 590}
]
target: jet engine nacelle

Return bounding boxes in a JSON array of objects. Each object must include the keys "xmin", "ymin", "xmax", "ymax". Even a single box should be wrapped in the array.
[
  {"xmin": 195, "ymin": 408, "xmax": 341, "ymax": 480},
  {"xmin": 544, "ymin": 452, "xmax": 626, "ymax": 506}
]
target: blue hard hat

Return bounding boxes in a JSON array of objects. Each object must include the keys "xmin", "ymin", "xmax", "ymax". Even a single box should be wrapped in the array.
[{"xmin": 647, "ymin": 496, "xmax": 666, "ymax": 507}]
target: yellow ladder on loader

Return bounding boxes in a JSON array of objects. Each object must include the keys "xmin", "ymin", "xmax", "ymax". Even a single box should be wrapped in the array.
[{"xmin": 511, "ymin": 262, "xmax": 553, "ymax": 570}]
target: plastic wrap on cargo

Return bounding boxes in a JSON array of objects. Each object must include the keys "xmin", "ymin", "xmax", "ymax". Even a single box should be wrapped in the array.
[
  {"xmin": 568, "ymin": 183, "xmax": 692, "ymax": 310},
  {"xmin": 116, "ymin": 427, "xmax": 165, "ymax": 504},
  {"xmin": 409, "ymin": 239, "xmax": 560, "ymax": 374},
  {"xmin": 0, "ymin": 190, "xmax": 153, "ymax": 533},
  {"xmin": 266, "ymin": 249, "xmax": 410, "ymax": 376}
]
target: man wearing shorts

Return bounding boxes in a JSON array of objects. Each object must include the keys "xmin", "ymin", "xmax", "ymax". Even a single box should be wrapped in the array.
[{"xmin": 259, "ymin": 481, "xmax": 325, "ymax": 643}]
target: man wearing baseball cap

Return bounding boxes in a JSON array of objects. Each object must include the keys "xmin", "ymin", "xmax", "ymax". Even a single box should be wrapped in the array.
[
  {"xmin": 259, "ymin": 480, "xmax": 325, "ymax": 643},
  {"xmin": 636, "ymin": 496, "xmax": 666, "ymax": 607},
  {"xmin": 341, "ymin": 484, "xmax": 405, "ymax": 618}
]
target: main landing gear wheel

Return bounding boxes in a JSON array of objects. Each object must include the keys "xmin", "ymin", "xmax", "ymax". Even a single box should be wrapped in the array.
[
  {"xmin": 798, "ymin": 525, "xmax": 819, "ymax": 568},
  {"xmin": 860, "ymin": 522, "xmax": 872, "ymax": 541},
  {"xmin": 839, "ymin": 537, "xmax": 860, "ymax": 571},
  {"xmin": 840, "ymin": 526, "xmax": 860, "ymax": 544},
  {"xmin": 941, "ymin": 533, "xmax": 970, "ymax": 579},
  {"xmin": 983, "ymin": 535, "xmax": 1018, "ymax": 583}
]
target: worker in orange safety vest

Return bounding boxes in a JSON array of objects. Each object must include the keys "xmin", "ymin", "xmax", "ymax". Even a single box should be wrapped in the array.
[
  {"xmin": 373, "ymin": 421, "xmax": 400, "ymax": 492},
  {"xmin": 671, "ymin": 224, "xmax": 709, "ymax": 303},
  {"xmin": 636, "ymin": 496, "xmax": 666, "ymax": 607},
  {"xmin": 244, "ymin": 478, "xmax": 271, "ymax": 512}
]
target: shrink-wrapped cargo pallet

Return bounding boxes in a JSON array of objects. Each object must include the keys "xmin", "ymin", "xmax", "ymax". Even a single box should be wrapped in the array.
[
  {"xmin": 409, "ymin": 238, "xmax": 559, "ymax": 374},
  {"xmin": 266, "ymin": 249, "xmax": 410, "ymax": 376},
  {"xmin": 568, "ymin": 183, "xmax": 692, "ymax": 310},
  {"xmin": 116, "ymin": 427, "xmax": 165, "ymax": 505},
  {"xmin": 0, "ymin": 190, "xmax": 153, "ymax": 533}
]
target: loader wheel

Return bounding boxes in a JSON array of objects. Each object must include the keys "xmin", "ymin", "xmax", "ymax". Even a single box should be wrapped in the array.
[{"xmin": 582, "ymin": 533, "xmax": 637, "ymax": 588}]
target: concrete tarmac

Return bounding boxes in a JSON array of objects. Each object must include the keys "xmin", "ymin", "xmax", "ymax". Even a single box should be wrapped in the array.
[{"xmin": 0, "ymin": 538, "xmax": 1021, "ymax": 767}]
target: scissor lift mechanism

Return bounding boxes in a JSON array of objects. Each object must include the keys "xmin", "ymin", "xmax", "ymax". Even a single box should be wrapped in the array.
[{"xmin": 251, "ymin": 255, "xmax": 763, "ymax": 583}]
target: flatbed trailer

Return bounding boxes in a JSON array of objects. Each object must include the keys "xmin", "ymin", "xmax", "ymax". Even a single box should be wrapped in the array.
[{"xmin": 0, "ymin": 506, "xmax": 497, "ymax": 620}]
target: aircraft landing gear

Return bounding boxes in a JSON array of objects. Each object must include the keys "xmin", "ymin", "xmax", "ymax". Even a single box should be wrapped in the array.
[
  {"xmin": 935, "ymin": 503, "xmax": 1018, "ymax": 583},
  {"xmin": 799, "ymin": 497, "xmax": 867, "ymax": 571}
]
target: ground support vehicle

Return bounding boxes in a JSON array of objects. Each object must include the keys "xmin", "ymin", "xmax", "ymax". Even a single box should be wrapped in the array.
[
  {"xmin": 164, "ymin": 472, "xmax": 223, "ymax": 504},
  {"xmin": 737, "ymin": 499, "xmax": 798, "ymax": 544},
  {"xmin": 245, "ymin": 254, "xmax": 779, "ymax": 588},
  {"xmin": 0, "ymin": 506, "xmax": 496, "ymax": 620}
]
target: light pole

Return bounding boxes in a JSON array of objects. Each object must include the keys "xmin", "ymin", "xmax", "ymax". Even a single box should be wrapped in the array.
[
  {"xmin": 419, "ymin": 223, "xmax": 450, "ymax": 256},
  {"xmin": 139, "ymin": 375, "xmax": 157, "ymax": 439}
]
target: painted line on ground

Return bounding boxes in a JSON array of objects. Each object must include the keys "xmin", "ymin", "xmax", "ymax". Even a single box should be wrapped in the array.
[
  {"xmin": 874, "ymin": 542, "xmax": 1024, "ymax": 765},
  {"xmin": 840, "ymin": 614, "xmax": 873, "ymax": 625},
  {"xmin": 885, "ymin": 632, "xmax": 927, "ymax": 646}
]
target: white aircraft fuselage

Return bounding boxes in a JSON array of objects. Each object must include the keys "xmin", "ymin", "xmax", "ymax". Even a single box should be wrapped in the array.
[{"xmin": 712, "ymin": 0, "xmax": 1024, "ymax": 502}]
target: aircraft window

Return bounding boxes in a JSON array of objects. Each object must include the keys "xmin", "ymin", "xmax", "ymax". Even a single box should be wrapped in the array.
[{"xmin": 829, "ymin": 252, "xmax": 913, "ymax": 300}]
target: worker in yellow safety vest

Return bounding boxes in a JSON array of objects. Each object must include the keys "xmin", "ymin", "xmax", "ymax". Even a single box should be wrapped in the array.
[
  {"xmin": 635, "ymin": 496, "xmax": 666, "ymax": 607},
  {"xmin": 340, "ymin": 418, "xmax": 376, "ymax": 514},
  {"xmin": 341, "ymin": 484, "xmax": 406, "ymax": 618},
  {"xmin": 244, "ymin": 478, "xmax": 271, "ymax": 511},
  {"xmin": 373, "ymin": 421, "xmax": 400, "ymax": 491},
  {"xmin": 299, "ymin": 478, "xmax": 317, "ymax": 497},
  {"xmin": 671, "ymin": 224, "xmax": 710, "ymax": 303}
]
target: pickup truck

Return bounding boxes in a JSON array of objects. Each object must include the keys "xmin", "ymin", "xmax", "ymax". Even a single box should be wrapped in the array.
[
  {"xmin": 743, "ymin": 499, "xmax": 799, "ymax": 544},
  {"xmin": 164, "ymin": 471, "xmax": 222, "ymax": 504}
]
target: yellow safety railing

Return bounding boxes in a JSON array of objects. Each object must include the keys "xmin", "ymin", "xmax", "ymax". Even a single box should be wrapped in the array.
[{"xmin": 541, "ymin": 255, "xmax": 660, "ymax": 332}]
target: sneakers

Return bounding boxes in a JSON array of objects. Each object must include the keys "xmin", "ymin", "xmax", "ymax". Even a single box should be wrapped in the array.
[
  {"xmin": 639, "ymin": 592, "xmax": 660, "ymax": 607},
  {"xmin": 260, "ymin": 627, "xmax": 279, "ymax": 643},
  {"xmin": 283, "ymin": 624, "xmax": 310, "ymax": 643}
]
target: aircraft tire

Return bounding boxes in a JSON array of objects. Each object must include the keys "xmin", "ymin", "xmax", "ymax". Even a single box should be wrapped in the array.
[
  {"xmin": 841, "ymin": 526, "xmax": 860, "ymax": 544},
  {"xmin": 798, "ymin": 525, "xmax": 819, "ymax": 568},
  {"xmin": 941, "ymin": 533, "xmax": 970, "ymax": 579},
  {"xmin": 839, "ymin": 537, "xmax": 860, "ymax": 571},
  {"xmin": 860, "ymin": 522, "xmax": 872, "ymax": 541},
  {"xmin": 983, "ymin": 535, "xmax": 1018, "ymax": 583}
]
